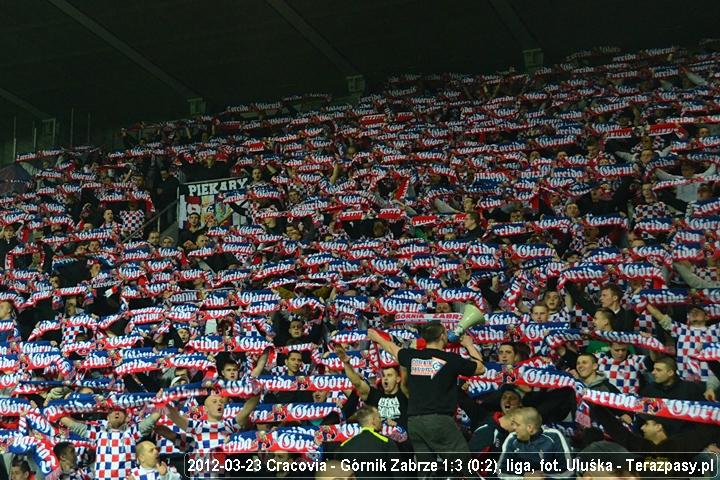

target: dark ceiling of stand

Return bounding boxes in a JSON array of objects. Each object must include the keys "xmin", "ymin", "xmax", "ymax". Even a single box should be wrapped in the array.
[{"xmin": 1, "ymin": 0, "xmax": 719, "ymax": 132}]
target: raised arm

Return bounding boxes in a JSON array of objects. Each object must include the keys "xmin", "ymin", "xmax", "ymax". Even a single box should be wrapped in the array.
[
  {"xmin": 59, "ymin": 416, "xmax": 88, "ymax": 437},
  {"xmin": 565, "ymin": 283, "xmax": 599, "ymax": 317},
  {"xmin": 654, "ymin": 167, "xmax": 678, "ymax": 181},
  {"xmin": 166, "ymin": 405, "xmax": 190, "ymax": 431},
  {"xmin": 700, "ymin": 163, "xmax": 717, "ymax": 177},
  {"xmin": 705, "ymin": 374, "xmax": 718, "ymax": 402},
  {"xmin": 154, "ymin": 425, "xmax": 179, "ymax": 442},
  {"xmin": 685, "ymin": 71, "xmax": 709, "ymax": 87},
  {"xmin": 329, "ymin": 163, "xmax": 342, "ymax": 185},
  {"xmin": 236, "ymin": 395, "xmax": 260, "ymax": 429},
  {"xmin": 138, "ymin": 410, "xmax": 163, "ymax": 436},
  {"xmin": 250, "ymin": 349, "xmax": 270, "ymax": 378},
  {"xmin": 646, "ymin": 304, "xmax": 673, "ymax": 332},
  {"xmin": 335, "ymin": 344, "xmax": 371, "ymax": 400},
  {"xmin": 460, "ymin": 335, "xmax": 486, "ymax": 375},
  {"xmin": 367, "ymin": 329, "xmax": 401, "ymax": 359},
  {"xmin": 674, "ymin": 261, "xmax": 720, "ymax": 288}
]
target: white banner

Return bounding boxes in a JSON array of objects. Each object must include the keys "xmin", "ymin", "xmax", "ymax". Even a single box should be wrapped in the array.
[{"xmin": 177, "ymin": 177, "xmax": 249, "ymax": 228}]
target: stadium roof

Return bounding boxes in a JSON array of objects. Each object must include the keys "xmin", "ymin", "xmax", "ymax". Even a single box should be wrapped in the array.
[{"xmin": 1, "ymin": 0, "xmax": 720, "ymax": 131}]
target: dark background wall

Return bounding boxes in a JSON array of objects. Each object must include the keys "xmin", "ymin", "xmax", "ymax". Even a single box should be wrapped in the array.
[{"xmin": 1, "ymin": 0, "xmax": 719, "ymax": 162}]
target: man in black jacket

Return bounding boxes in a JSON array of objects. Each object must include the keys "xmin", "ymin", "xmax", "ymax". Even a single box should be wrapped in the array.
[
  {"xmin": 566, "ymin": 283, "xmax": 637, "ymax": 332},
  {"xmin": 153, "ymin": 168, "xmax": 180, "ymax": 205},
  {"xmin": 335, "ymin": 406, "xmax": 400, "ymax": 479},
  {"xmin": 577, "ymin": 176, "xmax": 634, "ymax": 216},
  {"xmin": 640, "ymin": 356, "xmax": 705, "ymax": 401},
  {"xmin": 152, "ymin": 168, "xmax": 180, "ymax": 228},
  {"xmin": 458, "ymin": 212, "xmax": 484, "ymax": 240},
  {"xmin": 177, "ymin": 212, "xmax": 207, "ymax": 249}
]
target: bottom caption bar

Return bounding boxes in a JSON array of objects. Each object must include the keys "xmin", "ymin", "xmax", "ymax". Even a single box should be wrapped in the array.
[{"xmin": 183, "ymin": 451, "xmax": 720, "ymax": 479}]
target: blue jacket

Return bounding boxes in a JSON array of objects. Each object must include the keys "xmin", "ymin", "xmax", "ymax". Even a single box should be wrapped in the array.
[{"xmin": 498, "ymin": 427, "xmax": 572, "ymax": 479}]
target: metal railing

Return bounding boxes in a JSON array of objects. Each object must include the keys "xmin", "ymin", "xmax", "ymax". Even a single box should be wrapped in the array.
[{"xmin": 123, "ymin": 198, "xmax": 179, "ymax": 242}]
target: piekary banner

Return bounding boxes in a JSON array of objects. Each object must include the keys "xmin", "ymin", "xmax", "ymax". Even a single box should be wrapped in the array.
[{"xmin": 178, "ymin": 177, "xmax": 249, "ymax": 229}]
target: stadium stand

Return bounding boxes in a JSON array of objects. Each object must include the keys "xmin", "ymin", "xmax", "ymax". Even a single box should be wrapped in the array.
[{"xmin": 1, "ymin": 39, "xmax": 720, "ymax": 479}]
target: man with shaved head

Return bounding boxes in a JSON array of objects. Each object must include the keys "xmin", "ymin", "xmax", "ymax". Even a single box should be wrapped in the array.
[
  {"xmin": 131, "ymin": 440, "xmax": 180, "ymax": 480},
  {"xmin": 498, "ymin": 407, "xmax": 573, "ymax": 479}
]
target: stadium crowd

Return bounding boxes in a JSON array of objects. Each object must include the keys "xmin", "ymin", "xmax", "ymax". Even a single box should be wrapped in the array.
[{"xmin": 1, "ymin": 39, "xmax": 720, "ymax": 479}]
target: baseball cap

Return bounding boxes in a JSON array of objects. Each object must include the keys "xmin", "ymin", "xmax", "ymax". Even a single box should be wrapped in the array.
[{"xmin": 637, "ymin": 414, "xmax": 682, "ymax": 435}]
